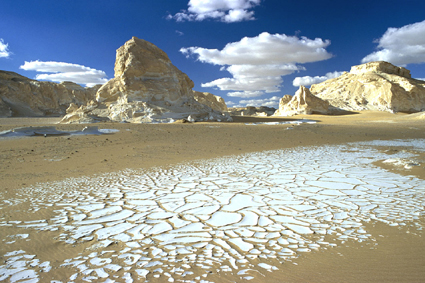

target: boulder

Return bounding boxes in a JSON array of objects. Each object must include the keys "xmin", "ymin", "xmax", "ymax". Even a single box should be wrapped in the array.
[
  {"xmin": 0, "ymin": 71, "xmax": 100, "ymax": 117},
  {"xmin": 62, "ymin": 37, "xmax": 231, "ymax": 123},
  {"xmin": 310, "ymin": 61, "xmax": 425, "ymax": 113},
  {"xmin": 274, "ymin": 86, "xmax": 329, "ymax": 116}
]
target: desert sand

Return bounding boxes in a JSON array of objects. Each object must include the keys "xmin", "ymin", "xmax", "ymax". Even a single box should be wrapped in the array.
[{"xmin": 1, "ymin": 111, "xmax": 425, "ymax": 282}]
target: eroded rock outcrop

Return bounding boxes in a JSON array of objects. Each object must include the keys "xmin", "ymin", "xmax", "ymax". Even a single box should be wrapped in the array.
[
  {"xmin": 62, "ymin": 37, "xmax": 231, "ymax": 123},
  {"xmin": 0, "ymin": 71, "xmax": 100, "ymax": 117},
  {"xmin": 193, "ymin": 91, "xmax": 228, "ymax": 113},
  {"xmin": 274, "ymin": 86, "xmax": 329, "ymax": 116},
  {"xmin": 311, "ymin": 61, "xmax": 425, "ymax": 113}
]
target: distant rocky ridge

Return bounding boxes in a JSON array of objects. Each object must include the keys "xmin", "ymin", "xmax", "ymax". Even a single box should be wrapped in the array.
[
  {"xmin": 275, "ymin": 61, "xmax": 425, "ymax": 116},
  {"xmin": 61, "ymin": 37, "xmax": 231, "ymax": 123},
  {"xmin": 0, "ymin": 71, "xmax": 100, "ymax": 117},
  {"xmin": 228, "ymin": 106, "xmax": 276, "ymax": 117}
]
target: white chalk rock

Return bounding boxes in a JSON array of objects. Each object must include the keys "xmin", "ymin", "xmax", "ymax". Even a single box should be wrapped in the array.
[
  {"xmin": 61, "ymin": 37, "xmax": 231, "ymax": 123},
  {"xmin": 192, "ymin": 91, "xmax": 228, "ymax": 112},
  {"xmin": 311, "ymin": 61, "xmax": 425, "ymax": 113},
  {"xmin": 0, "ymin": 71, "xmax": 99, "ymax": 117},
  {"xmin": 274, "ymin": 86, "xmax": 329, "ymax": 116}
]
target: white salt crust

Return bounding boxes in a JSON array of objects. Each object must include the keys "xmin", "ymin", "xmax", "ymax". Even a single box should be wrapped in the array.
[{"xmin": 1, "ymin": 139, "xmax": 425, "ymax": 282}]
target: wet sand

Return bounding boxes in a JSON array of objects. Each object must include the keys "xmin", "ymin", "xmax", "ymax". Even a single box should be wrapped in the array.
[{"xmin": 1, "ymin": 111, "xmax": 425, "ymax": 282}]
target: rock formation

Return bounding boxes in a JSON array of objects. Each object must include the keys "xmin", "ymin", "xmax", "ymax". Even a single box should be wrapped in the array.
[
  {"xmin": 62, "ymin": 37, "xmax": 231, "ymax": 123},
  {"xmin": 228, "ymin": 106, "xmax": 276, "ymax": 116},
  {"xmin": 0, "ymin": 71, "xmax": 100, "ymax": 117},
  {"xmin": 274, "ymin": 86, "xmax": 329, "ymax": 116},
  {"xmin": 310, "ymin": 61, "xmax": 425, "ymax": 113},
  {"xmin": 192, "ymin": 91, "xmax": 228, "ymax": 113}
]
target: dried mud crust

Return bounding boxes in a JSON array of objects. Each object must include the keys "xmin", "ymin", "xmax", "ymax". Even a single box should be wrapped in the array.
[{"xmin": 1, "ymin": 140, "xmax": 425, "ymax": 282}]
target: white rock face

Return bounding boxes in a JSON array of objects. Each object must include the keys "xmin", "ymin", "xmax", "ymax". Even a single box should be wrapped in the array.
[
  {"xmin": 349, "ymin": 61, "xmax": 411, "ymax": 78},
  {"xmin": 279, "ymin": 94, "xmax": 292, "ymax": 106},
  {"xmin": 311, "ymin": 61, "xmax": 425, "ymax": 113},
  {"xmin": 0, "ymin": 71, "xmax": 99, "ymax": 117},
  {"xmin": 192, "ymin": 91, "xmax": 228, "ymax": 112},
  {"xmin": 61, "ymin": 37, "xmax": 231, "ymax": 123},
  {"xmin": 274, "ymin": 86, "xmax": 329, "ymax": 116}
]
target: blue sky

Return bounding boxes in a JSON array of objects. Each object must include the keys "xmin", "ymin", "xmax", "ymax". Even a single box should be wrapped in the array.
[{"xmin": 1, "ymin": 0, "xmax": 425, "ymax": 108}]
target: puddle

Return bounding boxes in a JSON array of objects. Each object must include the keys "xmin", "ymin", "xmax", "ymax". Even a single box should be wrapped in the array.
[
  {"xmin": 245, "ymin": 119, "xmax": 316, "ymax": 125},
  {"xmin": 0, "ymin": 126, "xmax": 119, "ymax": 139}
]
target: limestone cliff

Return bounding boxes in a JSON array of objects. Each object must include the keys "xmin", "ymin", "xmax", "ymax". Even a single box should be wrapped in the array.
[
  {"xmin": 274, "ymin": 86, "xmax": 329, "ymax": 116},
  {"xmin": 62, "ymin": 37, "xmax": 231, "ymax": 123},
  {"xmin": 310, "ymin": 61, "xmax": 425, "ymax": 113},
  {"xmin": 0, "ymin": 71, "xmax": 100, "ymax": 117}
]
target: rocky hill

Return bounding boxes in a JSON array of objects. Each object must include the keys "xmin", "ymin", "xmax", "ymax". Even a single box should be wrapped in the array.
[
  {"xmin": 311, "ymin": 61, "xmax": 425, "ymax": 113},
  {"xmin": 274, "ymin": 61, "xmax": 425, "ymax": 116},
  {"xmin": 0, "ymin": 71, "xmax": 100, "ymax": 117}
]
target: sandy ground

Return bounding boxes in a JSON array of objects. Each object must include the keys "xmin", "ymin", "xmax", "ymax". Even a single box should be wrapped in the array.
[{"xmin": 1, "ymin": 111, "xmax": 425, "ymax": 282}]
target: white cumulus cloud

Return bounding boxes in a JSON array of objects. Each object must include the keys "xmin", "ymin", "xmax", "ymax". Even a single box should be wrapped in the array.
[
  {"xmin": 362, "ymin": 20, "xmax": 425, "ymax": 66},
  {"xmin": 181, "ymin": 32, "xmax": 332, "ymax": 97},
  {"xmin": 232, "ymin": 95, "xmax": 281, "ymax": 108},
  {"xmin": 293, "ymin": 71, "xmax": 344, "ymax": 87},
  {"xmin": 20, "ymin": 60, "xmax": 108, "ymax": 87},
  {"xmin": 0, "ymin": 38, "xmax": 11, "ymax": 58},
  {"xmin": 168, "ymin": 0, "xmax": 261, "ymax": 22},
  {"xmin": 227, "ymin": 90, "xmax": 265, "ymax": 98}
]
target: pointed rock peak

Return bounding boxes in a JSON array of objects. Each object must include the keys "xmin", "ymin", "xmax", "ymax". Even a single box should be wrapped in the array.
[
  {"xmin": 114, "ymin": 36, "xmax": 172, "ymax": 78},
  {"xmin": 274, "ymin": 85, "xmax": 329, "ymax": 116},
  {"xmin": 295, "ymin": 85, "xmax": 311, "ymax": 99},
  {"xmin": 297, "ymin": 85, "xmax": 308, "ymax": 91},
  {"xmin": 280, "ymin": 94, "xmax": 292, "ymax": 105}
]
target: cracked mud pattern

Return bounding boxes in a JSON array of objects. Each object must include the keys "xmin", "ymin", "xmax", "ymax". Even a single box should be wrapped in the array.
[{"xmin": 1, "ymin": 139, "xmax": 425, "ymax": 282}]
